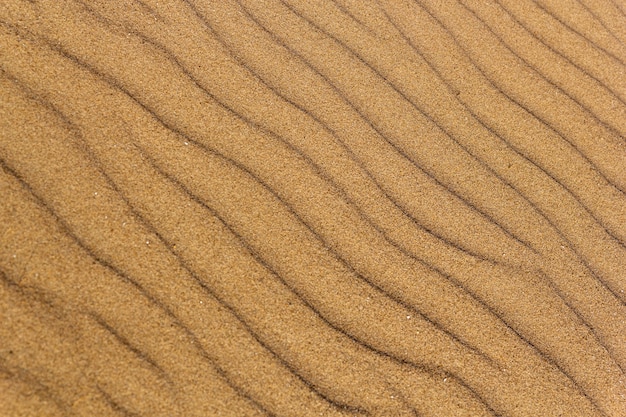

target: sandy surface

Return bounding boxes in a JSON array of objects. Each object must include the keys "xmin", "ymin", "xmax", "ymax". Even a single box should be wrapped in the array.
[{"xmin": 1, "ymin": 1, "xmax": 625, "ymax": 416}]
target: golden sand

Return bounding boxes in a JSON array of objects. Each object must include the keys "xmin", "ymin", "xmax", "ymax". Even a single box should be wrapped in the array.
[{"xmin": 0, "ymin": 1, "xmax": 625, "ymax": 416}]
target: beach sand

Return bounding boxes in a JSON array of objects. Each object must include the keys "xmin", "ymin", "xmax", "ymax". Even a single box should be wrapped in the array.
[{"xmin": 0, "ymin": 1, "xmax": 625, "ymax": 416}]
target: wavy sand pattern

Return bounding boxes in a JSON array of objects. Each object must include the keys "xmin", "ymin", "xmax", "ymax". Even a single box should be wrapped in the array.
[{"xmin": 1, "ymin": 1, "xmax": 625, "ymax": 416}]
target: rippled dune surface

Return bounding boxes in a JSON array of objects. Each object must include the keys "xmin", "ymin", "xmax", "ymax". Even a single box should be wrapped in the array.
[{"xmin": 1, "ymin": 1, "xmax": 625, "ymax": 416}]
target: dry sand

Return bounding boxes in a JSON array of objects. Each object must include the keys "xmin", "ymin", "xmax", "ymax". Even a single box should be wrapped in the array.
[{"xmin": 1, "ymin": 0, "xmax": 625, "ymax": 416}]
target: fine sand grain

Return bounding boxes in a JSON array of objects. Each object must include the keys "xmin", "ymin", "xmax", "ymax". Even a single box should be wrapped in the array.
[{"xmin": 1, "ymin": 1, "xmax": 625, "ymax": 416}]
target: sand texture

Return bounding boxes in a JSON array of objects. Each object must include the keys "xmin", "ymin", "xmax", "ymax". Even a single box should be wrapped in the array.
[{"xmin": 1, "ymin": 0, "xmax": 625, "ymax": 416}]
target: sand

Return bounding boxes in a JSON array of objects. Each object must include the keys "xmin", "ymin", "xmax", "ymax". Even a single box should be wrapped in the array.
[{"xmin": 0, "ymin": 0, "xmax": 625, "ymax": 416}]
